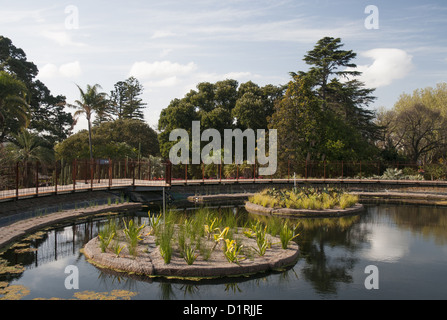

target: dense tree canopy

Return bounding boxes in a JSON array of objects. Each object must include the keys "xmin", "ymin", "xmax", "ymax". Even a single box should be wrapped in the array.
[
  {"xmin": 377, "ymin": 83, "xmax": 447, "ymax": 164},
  {"xmin": 2, "ymin": 34, "xmax": 446, "ymax": 175},
  {"xmin": 109, "ymin": 77, "xmax": 147, "ymax": 121},
  {"xmin": 270, "ymin": 37, "xmax": 380, "ymax": 168},
  {"xmin": 55, "ymin": 119, "xmax": 159, "ymax": 161},
  {"xmin": 158, "ymin": 79, "xmax": 285, "ymax": 159},
  {"xmin": 0, "ymin": 36, "xmax": 74, "ymax": 145},
  {"xmin": 0, "ymin": 71, "xmax": 30, "ymax": 141}
]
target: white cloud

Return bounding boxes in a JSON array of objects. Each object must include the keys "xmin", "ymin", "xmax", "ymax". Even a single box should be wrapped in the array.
[
  {"xmin": 362, "ymin": 224, "xmax": 411, "ymax": 262},
  {"xmin": 160, "ymin": 48, "xmax": 173, "ymax": 58},
  {"xmin": 348, "ymin": 48, "xmax": 413, "ymax": 88},
  {"xmin": 0, "ymin": 9, "xmax": 46, "ymax": 24},
  {"xmin": 41, "ymin": 30, "xmax": 86, "ymax": 47},
  {"xmin": 38, "ymin": 61, "xmax": 82, "ymax": 79},
  {"xmin": 145, "ymin": 76, "xmax": 179, "ymax": 88},
  {"xmin": 129, "ymin": 60, "xmax": 197, "ymax": 79},
  {"xmin": 223, "ymin": 71, "xmax": 257, "ymax": 80},
  {"xmin": 151, "ymin": 31, "xmax": 178, "ymax": 39},
  {"xmin": 38, "ymin": 64, "xmax": 59, "ymax": 79},
  {"xmin": 59, "ymin": 61, "xmax": 82, "ymax": 77}
]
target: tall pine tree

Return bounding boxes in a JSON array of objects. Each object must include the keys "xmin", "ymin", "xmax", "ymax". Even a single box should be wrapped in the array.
[{"xmin": 110, "ymin": 77, "xmax": 146, "ymax": 120}]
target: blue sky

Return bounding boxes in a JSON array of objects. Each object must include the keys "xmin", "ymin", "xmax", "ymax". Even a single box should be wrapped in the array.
[{"xmin": 1, "ymin": 0, "xmax": 446, "ymax": 132}]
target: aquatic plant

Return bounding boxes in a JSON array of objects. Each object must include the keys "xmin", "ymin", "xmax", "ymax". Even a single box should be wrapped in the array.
[
  {"xmin": 98, "ymin": 219, "xmax": 117, "ymax": 253},
  {"xmin": 0, "ymin": 282, "xmax": 30, "ymax": 300},
  {"xmin": 279, "ymin": 221, "xmax": 300, "ymax": 249},
  {"xmin": 339, "ymin": 193, "xmax": 359, "ymax": 209},
  {"xmin": 223, "ymin": 239, "xmax": 244, "ymax": 263},
  {"xmin": 158, "ymin": 222, "xmax": 175, "ymax": 264},
  {"xmin": 0, "ymin": 258, "xmax": 25, "ymax": 276},
  {"xmin": 111, "ymin": 240, "xmax": 125, "ymax": 257},
  {"xmin": 148, "ymin": 212, "xmax": 162, "ymax": 235},
  {"xmin": 249, "ymin": 187, "xmax": 358, "ymax": 210},
  {"xmin": 255, "ymin": 227, "xmax": 270, "ymax": 256},
  {"xmin": 123, "ymin": 219, "xmax": 145, "ymax": 257},
  {"xmin": 73, "ymin": 290, "xmax": 138, "ymax": 300},
  {"xmin": 204, "ymin": 217, "xmax": 220, "ymax": 240},
  {"xmin": 182, "ymin": 243, "xmax": 199, "ymax": 265}
]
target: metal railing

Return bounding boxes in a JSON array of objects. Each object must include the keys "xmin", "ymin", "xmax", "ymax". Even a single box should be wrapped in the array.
[
  {"xmin": 0, "ymin": 159, "xmax": 168, "ymax": 201},
  {"xmin": 0, "ymin": 159, "xmax": 442, "ymax": 201}
]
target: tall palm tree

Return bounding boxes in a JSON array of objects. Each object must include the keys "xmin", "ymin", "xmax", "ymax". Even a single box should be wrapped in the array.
[
  {"xmin": 0, "ymin": 71, "xmax": 30, "ymax": 143},
  {"xmin": 69, "ymin": 84, "xmax": 108, "ymax": 160}
]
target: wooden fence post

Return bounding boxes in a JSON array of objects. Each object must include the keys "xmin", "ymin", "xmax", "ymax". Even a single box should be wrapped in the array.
[
  {"xmin": 35, "ymin": 161, "xmax": 39, "ymax": 196},
  {"xmin": 73, "ymin": 160, "xmax": 76, "ymax": 192},
  {"xmin": 54, "ymin": 161, "xmax": 58, "ymax": 195},
  {"xmin": 15, "ymin": 162, "xmax": 19, "ymax": 200}
]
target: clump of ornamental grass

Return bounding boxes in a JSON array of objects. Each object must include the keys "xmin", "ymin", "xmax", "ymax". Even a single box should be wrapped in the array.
[
  {"xmin": 123, "ymin": 218, "xmax": 145, "ymax": 257},
  {"xmin": 279, "ymin": 221, "xmax": 300, "ymax": 249},
  {"xmin": 98, "ymin": 218, "xmax": 117, "ymax": 253},
  {"xmin": 339, "ymin": 193, "xmax": 359, "ymax": 209},
  {"xmin": 158, "ymin": 223, "xmax": 175, "ymax": 264},
  {"xmin": 249, "ymin": 187, "xmax": 358, "ymax": 210}
]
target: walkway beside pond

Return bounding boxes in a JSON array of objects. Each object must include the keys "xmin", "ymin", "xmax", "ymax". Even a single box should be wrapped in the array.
[{"xmin": 0, "ymin": 202, "xmax": 142, "ymax": 250}]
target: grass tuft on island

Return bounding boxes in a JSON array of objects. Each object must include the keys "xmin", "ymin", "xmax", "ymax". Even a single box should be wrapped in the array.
[{"xmin": 249, "ymin": 187, "xmax": 359, "ymax": 210}]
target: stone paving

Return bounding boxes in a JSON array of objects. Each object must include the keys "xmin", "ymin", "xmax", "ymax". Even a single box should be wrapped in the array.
[{"xmin": 0, "ymin": 202, "xmax": 142, "ymax": 250}]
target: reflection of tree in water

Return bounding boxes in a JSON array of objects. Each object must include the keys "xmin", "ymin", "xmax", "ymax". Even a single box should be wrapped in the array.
[
  {"xmin": 383, "ymin": 205, "xmax": 447, "ymax": 245},
  {"xmin": 296, "ymin": 215, "xmax": 367, "ymax": 295}
]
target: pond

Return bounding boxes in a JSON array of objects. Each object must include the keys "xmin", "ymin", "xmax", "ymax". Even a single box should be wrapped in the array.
[{"xmin": 1, "ymin": 204, "xmax": 446, "ymax": 300}]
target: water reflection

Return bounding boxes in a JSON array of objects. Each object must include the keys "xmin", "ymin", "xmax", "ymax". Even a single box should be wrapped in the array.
[
  {"xmin": 295, "ymin": 215, "xmax": 363, "ymax": 295},
  {"xmin": 1, "ymin": 204, "xmax": 447, "ymax": 299}
]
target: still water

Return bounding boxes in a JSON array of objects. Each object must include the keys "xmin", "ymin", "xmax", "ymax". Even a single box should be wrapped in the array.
[{"xmin": 1, "ymin": 204, "xmax": 446, "ymax": 300}]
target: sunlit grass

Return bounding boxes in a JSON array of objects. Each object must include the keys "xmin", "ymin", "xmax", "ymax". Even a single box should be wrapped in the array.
[{"xmin": 249, "ymin": 187, "xmax": 359, "ymax": 210}]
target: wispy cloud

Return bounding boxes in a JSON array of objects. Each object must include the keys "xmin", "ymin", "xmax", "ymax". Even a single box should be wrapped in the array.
[
  {"xmin": 41, "ymin": 30, "xmax": 86, "ymax": 47},
  {"xmin": 151, "ymin": 31, "xmax": 178, "ymax": 39},
  {"xmin": 129, "ymin": 61, "xmax": 198, "ymax": 79}
]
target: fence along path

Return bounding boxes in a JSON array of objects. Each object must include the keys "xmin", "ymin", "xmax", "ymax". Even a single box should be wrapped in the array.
[{"xmin": 1, "ymin": 159, "xmax": 444, "ymax": 201}]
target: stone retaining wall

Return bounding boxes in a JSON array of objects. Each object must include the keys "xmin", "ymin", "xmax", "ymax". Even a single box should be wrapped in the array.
[{"xmin": 245, "ymin": 201, "xmax": 365, "ymax": 218}]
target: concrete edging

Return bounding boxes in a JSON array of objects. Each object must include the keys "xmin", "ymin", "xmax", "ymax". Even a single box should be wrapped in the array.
[
  {"xmin": 245, "ymin": 201, "xmax": 365, "ymax": 218},
  {"xmin": 0, "ymin": 202, "xmax": 142, "ymax": 250}
]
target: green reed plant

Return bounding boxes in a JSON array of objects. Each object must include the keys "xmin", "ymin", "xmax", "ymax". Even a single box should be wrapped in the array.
[
  {"xmin": 98, "ymin": 218, "xmax": 117, "ymax": 252},
  {"xmin": 279, "ymin": 221, "xmax": 300, "ymax": 249},
  {"xmin": 159, "ymin": 222, "xmax": 175, "ymax": 264},
  {"xmin": 204, "ymin": 216, "xmax": 220, "ymax": 239},
  {"xmin": 98, "ymin": 232, "xmax": 115, "ymax": 253},
  {"xmin": 255, "ymin": 225, "xmax": 270, "ymax": 256},
  {"xmin": 223, "ymin": 239, "xmax": 244, "ymax": 263},
  {"xmin": 111, "ymin": 240, "xmax": 125, "ymax": 257},
  {"xmin": 123, "ymin": 219, "xmax": 145, "ymax": 257},
  {"xmin": 183, "ymin": 243, "xmax": 199, "ymax": 265},
  {"xmin": 148, "ymin": 212, "xmax": 162, "ymax": 236}
]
